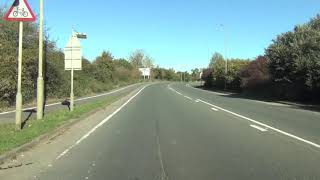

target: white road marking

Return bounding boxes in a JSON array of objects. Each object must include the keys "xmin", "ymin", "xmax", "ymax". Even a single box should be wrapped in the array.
[
  {"xmin": 184, "ymin": 96, "xmax": 193, "ymax": 100},
  {"xmin": 0, "ymin": 109, "xmax": 16, "ymax": 115},
  {"xmin": 56, "ymin": 85, "xmax": 149, "ymax": 160},
  {"xmin": 0, "ymin": 84, "xmax": 138, "ymax": 115},
  {"xmin": 196, "ymin": 99, "xmax": 320, "ymax": 149},
  {"xmin": 247, "ymin": 99, "xmax": 290, "ymax": 107},
  {"xmin": 168, "ymin": 86, "xmax": 183, "ymax": 96},
  {"xmin": 250, "ymin": 124, "xmax": 268, "ymax": 132},
  {"xmin": 211, "ymin": 107, "xmax": 219, "ymax": 111}
]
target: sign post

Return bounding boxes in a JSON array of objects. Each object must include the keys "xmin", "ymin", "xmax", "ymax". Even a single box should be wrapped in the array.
[
  {"xmin": 16, "ymin": 21, "xmax": 23, "ymax": 130},
  {"xmin": 4, "ymin": 0, "xmax": 36, "ymax": 130},
  {"xmin": 64, "ymin": 31, "xmax": 86, "ymax": 111}
]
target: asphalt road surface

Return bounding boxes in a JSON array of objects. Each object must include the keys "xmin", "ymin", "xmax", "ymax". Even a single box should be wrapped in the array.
[
  {"xmin": 1, "ymin": 83, "xmax": 320, "ymax": 180},
  {"xmin": 0, "ymin": 83, "xmax": 143, "ymax": 124}
]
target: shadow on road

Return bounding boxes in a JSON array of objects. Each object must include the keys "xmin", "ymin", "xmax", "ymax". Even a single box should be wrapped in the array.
[{"xmin": 194, "ymin": 86, "xmax": 320, "ymax": 113}]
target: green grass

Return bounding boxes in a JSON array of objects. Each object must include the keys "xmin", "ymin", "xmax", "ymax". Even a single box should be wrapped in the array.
[{"xmin": 0, "ymin": 94, "xmax": 124, "ymax": 155}]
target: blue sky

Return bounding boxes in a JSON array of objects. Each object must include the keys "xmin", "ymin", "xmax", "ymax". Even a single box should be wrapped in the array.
[{"xmin": 3, "ymin": 0, "xmax": 320, "ymax": 71}]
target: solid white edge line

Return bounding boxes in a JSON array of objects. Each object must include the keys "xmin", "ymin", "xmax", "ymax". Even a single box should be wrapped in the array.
[
  {"xmin": 250, "ymin": 124, "xmax": 268, "ymax": 132},
  {"xmin": 211, "ymin": 107, "xmax": 219, "ymax": 111},
  {"xmin": 184, "ymin": 96, "xmax": 193, "ymax": 100},
  {"xmin": 196, "ymin": 99, "xmax": 320, "ymax": 149},
  {"xmin": 0, "ymin": 84, "xmax": 138, "ymax": 115},
  {"xmin": 56, "ymin": 85, "xmax": 149, "ymax": 160}
]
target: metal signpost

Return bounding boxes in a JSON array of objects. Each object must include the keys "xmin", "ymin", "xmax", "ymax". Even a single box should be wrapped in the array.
[
  {"xmin": 64, "ymin": 31, "xmax": 86, "ymax": 111},
  {"xmin": 4, "ymin": 0, "xmax": 36, "ymax": 130}
]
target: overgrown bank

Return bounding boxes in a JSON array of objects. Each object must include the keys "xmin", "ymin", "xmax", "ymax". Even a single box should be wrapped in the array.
[{"xmin": 201, "ymin": 15, "xmax": 320, "ymax": 102}]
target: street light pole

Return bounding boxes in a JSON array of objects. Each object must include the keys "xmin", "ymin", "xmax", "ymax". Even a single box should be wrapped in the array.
[
  {"xmin": 37, "ymin": 0, "xmax": 44, "ymax": 119},
  {"xmin": 221, "ymin": 24, "xmax": 228, "ymax": 91}
]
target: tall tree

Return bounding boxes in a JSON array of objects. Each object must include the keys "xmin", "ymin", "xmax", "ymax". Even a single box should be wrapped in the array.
[
  {"xmin": 143, "ymin": 55, "xmax": 154, "ymax": 68},
  {"xmin": 93, "ymin": 51, "xmax": 114, "ymax": 83},
  {"xmin": 129, "ymin": 49, "xmax": 144, "ymax": 68},
  {"xmin": 266, "ymin": 15, "xmax": 320, "ymax": 100}
]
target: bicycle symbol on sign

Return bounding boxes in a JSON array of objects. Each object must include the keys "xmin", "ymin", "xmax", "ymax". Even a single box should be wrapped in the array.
[{"xmin": 13, "ymin": 7, "xmax": 28, "ymax": 17}]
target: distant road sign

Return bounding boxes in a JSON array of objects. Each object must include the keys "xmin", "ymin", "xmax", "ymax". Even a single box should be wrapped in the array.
[
  {"xmin": 139, "ymin": 68, "xmax": 151, "ymax": 76},
  {"xmin": 64, "ymin": 35, "xmax": 82, "ymax": 70},
  {"xmin": 4, "ymin": 0, "xmax": 36, "ymax": 22}
]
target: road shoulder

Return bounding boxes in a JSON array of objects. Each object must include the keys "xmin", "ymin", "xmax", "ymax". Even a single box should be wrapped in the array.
[{"xmin": 0, "ymin": 85, "xmax": 146, "ymax": 180}]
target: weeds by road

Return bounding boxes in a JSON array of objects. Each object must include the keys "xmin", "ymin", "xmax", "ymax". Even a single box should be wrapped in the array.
[{"xmin": 0, "ymin": 94, "xmax": 124, "ymax": 155}]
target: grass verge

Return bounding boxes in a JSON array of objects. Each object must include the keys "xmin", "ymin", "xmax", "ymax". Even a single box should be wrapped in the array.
[{"xmin": 0, "ymin": 93, "xmax": 125, "ymax": 155}]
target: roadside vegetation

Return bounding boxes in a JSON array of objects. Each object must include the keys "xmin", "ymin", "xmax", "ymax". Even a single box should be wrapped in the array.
[
  {"xmin": 0, "ymin": 8, "xmax": 183, "ymax": 110},
  {"xmin": 0, "ymin": 92, "xmax": 124, "ymax": 155},
  {"xmin": 201, "ymin": 15, "xmax": 320, "ymax": 102}
]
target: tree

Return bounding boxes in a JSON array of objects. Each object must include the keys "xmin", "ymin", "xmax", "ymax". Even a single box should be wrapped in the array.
[
  {"xmin": 266, "ymin": 15, "xmax": 320, "ymax": 100},
  {"xmin": 225, "ymin": 59, "xmax": 250, "ymax": 90},
  {"xmin": 129, "ymin": 49, "xmax": 144, "ymax": 68},
  {"xmin": 240, "ymin": 56, "xmax": 270, "ymax": 90},
  {"xmin": 191, "ymin": 68, "xmax": 200, "ymax": 81},
  {"xmin": 114, "ymin": 58, "xmax": 133, "ymax": 70},
  {"xmin": 208, "ymin": 52, "xmax": 226, "ymax": 88},
  {"xmin": 143, "ymin": 55, "xmax": 154, "ymax": 68},
  {"xmin": 92, "ymin": 51, "xmax": 114, "ymax": 83},
  {"xmin": 201, "ymin": 68, "xmax": 214, "ymax": 87},
  {"xmin": 209, "ymin": 52, "xmax": 224, "ymax": 69}
]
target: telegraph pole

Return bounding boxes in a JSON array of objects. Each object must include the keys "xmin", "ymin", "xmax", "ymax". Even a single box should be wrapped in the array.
[{"xmin": 37, "ymin": 0, "xmax": 44, "ymax": 119}]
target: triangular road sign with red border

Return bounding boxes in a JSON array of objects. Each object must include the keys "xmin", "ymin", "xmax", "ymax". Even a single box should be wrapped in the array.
[{"xmin": 4, "ymin": 0, "xmax": 36, "ymax": 22}]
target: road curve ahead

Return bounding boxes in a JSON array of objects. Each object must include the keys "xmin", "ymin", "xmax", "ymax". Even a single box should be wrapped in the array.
[{"xmin": 5, "ymin": 83, "xmax": 320, "ymax": 180}]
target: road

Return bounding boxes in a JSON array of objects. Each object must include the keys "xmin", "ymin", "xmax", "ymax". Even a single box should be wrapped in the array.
[
  {"xmin": 0, "ymin": 83, "xmax": 143, "ymax": 124},
  {"xmin": 1, "ymin": 83, "xmax": 320, "ymax": 180}
]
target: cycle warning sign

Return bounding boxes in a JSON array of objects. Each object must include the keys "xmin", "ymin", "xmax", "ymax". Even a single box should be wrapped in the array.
[{"xmin": 4, "ymin": 0, "xmax": 36, "ymax": 22}]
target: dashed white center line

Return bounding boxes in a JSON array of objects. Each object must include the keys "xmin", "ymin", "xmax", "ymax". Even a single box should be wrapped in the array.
[
  {"xmin": 250, "ymin": 124, "xmax": 268, "ymax": 132},
  {"xmin": 168, "ymin": 86, "xmax": 183, "ymax": 96}
]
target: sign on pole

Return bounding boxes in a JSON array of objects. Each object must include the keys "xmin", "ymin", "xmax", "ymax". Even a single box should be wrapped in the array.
[
  {"xmin": 4, "ymin": 0, "xmax": 36, "ymax": 130},
  {"xmin": 64, "ymin": 35, "xmax": 82, "ymax": 70},
  {"xmin": 64, "ymin": 31, "xmax": 86, "ymax": 112},
  {"xmin": 139, "ymin": 68, "xmax": 151, "ymax": 77},
  {"xmin": 139, "ymin": 68, "xmax": 151, "ymax": 80},
  {"xmin": 4, "ymin": 0, "xmax": 36, "ymax": 22}
]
